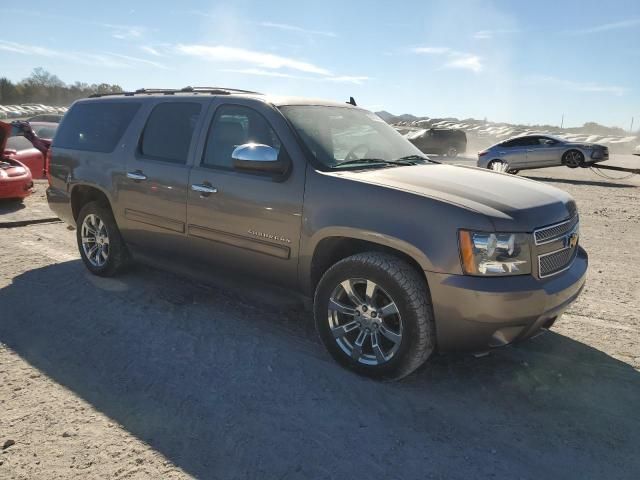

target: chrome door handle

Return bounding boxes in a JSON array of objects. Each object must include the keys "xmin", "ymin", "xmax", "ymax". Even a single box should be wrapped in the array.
[
  {"xmin": 526, "ymin": 149, "xmax": 534, "ymax": 152},
  {"xmin": 127, "ymin": 171, "xmax": 147, "ymax": 181},
  {"xmin": 191, "ymin": 184, "xmax": 218, "ymax": 195}
]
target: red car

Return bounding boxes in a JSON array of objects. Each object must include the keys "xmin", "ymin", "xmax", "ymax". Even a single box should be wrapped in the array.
[
  {"xmin": 1, "ymin": 122, "xmax": 34, "ymax": 200},
  {"xmin": 2, "ymin": 121, "xmax": 55, "ymax": 180}
]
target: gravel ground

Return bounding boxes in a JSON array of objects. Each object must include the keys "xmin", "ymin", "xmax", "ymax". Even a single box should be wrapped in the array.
[{"xmin": 0, "ymin": 159, "xmax": 639, "ymax": 479}]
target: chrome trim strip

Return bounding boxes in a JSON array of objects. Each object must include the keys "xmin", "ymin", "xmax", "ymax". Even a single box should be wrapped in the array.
[
  {"xmin": 537, "ymin": 245, "xmax": 577, "ymax": 278},
  {"xmin": 534, "ymin": 216, "xmax": 578, "ymax": 245},
  {"xmin": 188, "ymin": 224, "xmax": 290, "ymax": 259},
  {"xmin": 124, "ymin": 208, "xmax": 185, "ymax": 233}
]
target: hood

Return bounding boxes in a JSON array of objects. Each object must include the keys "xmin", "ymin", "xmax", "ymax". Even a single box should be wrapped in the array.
[
  {"xmin": 0, "ymin": 121, "xmax": 10, "ymax": 153},
  {"xmin": 333, "ymin": 164, "xmax": 576, "ymax": 231}
]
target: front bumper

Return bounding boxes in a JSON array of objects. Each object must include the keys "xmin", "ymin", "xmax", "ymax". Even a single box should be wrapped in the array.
[
  {"xmin": 0, "ymin": 177, "xmax": 33, "ymax": 199},
  {"xmin": 426, "ymin": 246, "xmax": 587, "ymax": 352}
]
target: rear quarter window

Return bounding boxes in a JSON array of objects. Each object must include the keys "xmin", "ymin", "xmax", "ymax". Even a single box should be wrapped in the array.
[{"xmin": 53, "ymin": 102, "xmax": 141, "ymax": 153}]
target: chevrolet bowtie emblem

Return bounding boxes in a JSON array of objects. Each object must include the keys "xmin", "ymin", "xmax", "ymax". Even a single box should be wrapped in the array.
[{"xmin": 567, "ymin": 232, "xmax": 579, "ymax": 249}]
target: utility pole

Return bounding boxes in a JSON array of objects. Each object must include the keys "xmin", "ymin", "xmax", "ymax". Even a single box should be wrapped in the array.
[
  {"xmin": 631, "ymin": 116, "xmax": 635, "ymax": 133},
  {"xmin": 561, "ymin": 113, "xmax": 564, "ymax": 129}
]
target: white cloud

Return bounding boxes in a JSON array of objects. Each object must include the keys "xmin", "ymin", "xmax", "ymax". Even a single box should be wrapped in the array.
[
  {"xmin": 106, "ymin": 52, "xmax": 168, "ymax": 69},
  {"xmin": 175, "ymin": 44, "xmax": 332, "ymax": 75},
  {"xmin": 570, "ymin": 18, "xmax": 640, "ymax": 34},
  {"xmin": 325, "ymin": 75, "xmax": 369, "ymax": 85},
  {"xmin": 412, "ymin": 46, "xmax": 483, "ymax": 73},
  {"xmin": 258, "ymin": 21, "xmax": 337, "ymax": 37},
  {"xmin": 445, "ymin": 55, "xmax": 483, "ymax": 73},
  {"xmin": 139, "ymin": 46, "xmax": 163, "ymax": 57},
  {"xmin": 101, "ymin": 23, "xmax": 147, "ymax": 40},
  {"xmin": 474, "ymin": 31, "xmax": 493, "ymax": 40},
  {"xmin": 222, "ymin": 68, "xmax": 300, "ymax": 79},
  {"xmin": 473, "ymin": 29, "xmax": 520, "ymax": 40},
  {"xmin": 0, "ymin": 40, "xmax": 62, "ymax": 58},
  {"xmin": 411, "ymin": 47, "xmax": 451, "ymax": 55},
  {"xmin": 528, "ymin": 75, "xmax": 628, "ymax": 96},
  {"xmin": 0, "ymin": 39, "xmax": 166, "ymax": 69},
  {"xmin": 222, "ymin": 68, "xmax": 368, "ymax": 84}
]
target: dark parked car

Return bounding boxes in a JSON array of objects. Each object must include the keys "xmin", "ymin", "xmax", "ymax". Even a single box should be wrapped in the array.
[
  {"xmin": 46, "ymin": 87, "xmax": 587, "ymax": 380},
  {"xmin": 399, "ymin": 127, "xmax": 467, "ymax": 157}
]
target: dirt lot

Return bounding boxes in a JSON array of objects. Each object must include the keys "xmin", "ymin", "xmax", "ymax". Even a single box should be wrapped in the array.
[{"xmin": 1, "ymin": 159, "xmax": 639, "ymax": 479}]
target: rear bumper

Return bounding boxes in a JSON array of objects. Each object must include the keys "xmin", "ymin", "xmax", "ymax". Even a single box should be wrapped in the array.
[
  {"xmin": 426, "ymin": 246, "xmax": 588, "ymax": 352},
  {"xmin": 46, "ymin": 186, "xmax": 75, "ymax": 225}
]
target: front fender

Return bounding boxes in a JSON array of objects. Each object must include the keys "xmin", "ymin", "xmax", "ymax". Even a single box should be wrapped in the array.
[{"xmin": 298, "ymin": 166, "xmax": 494, "ymax": 294}]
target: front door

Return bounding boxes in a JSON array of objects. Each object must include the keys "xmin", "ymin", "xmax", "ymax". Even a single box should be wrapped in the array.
[
  {"xmin": 118, "ymin": 99, "xmax": 208, "ymax": 254},
  {"xmin": 526, "ymin": 137, "xmax": 564, "ymax": 167},
  {"xmin": 186, "ymin": 102, "xmax": 305, "ymax": 289}
]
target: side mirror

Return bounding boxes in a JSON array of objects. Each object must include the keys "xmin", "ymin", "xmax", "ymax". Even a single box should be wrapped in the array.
[{"xmin": 232, "ymin": 143, "xmax": 285, "ymax": 174}]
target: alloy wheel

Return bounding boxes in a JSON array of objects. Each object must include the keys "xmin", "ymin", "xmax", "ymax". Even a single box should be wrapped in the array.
[
  {"xmin": 327, "ymin": 278, "xmax": 403, "ymax": 366},
  {"xmin": 564, "ymin": 151, "xmax": 584, "ymax": 168},
  {"xmin": 81, "ymin": 213, "xmax": 110, "ymax": 267}
]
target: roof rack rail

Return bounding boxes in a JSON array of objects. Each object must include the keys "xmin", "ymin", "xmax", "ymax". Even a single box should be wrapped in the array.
[
  {"xmin": 181, "ymin": 86, "xmax": 262, "ymax": 95},
  {"xmin": 88, "ymin": 86, "xmax": 262, "ymax": 99}
]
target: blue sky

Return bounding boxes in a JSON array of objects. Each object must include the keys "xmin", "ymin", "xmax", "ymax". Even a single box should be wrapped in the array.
[{"xmin": 1, "ymin": 0, "xmax": 638, "ymax": 128}]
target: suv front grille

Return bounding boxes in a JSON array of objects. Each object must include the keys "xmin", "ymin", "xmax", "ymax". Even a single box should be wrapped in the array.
[
  {"xmin": 538, "ymin": 247, "xmax": 578, "ymax": 278},
  {"xmin": 534, "ymin": 216, "xmax": 580, "ymax": 278},
  {"xmin": 534, "ymin": 215, "xmax": 578, "ymax": 245}
]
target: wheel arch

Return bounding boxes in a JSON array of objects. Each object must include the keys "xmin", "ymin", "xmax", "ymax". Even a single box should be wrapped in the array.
[
  {"xmin": 70, "ymin": 183, "xmax": 114, "ymax": 221},
  {"xmin": 305, "ymin": 229, "xmax": 432, "ymax": 296}
]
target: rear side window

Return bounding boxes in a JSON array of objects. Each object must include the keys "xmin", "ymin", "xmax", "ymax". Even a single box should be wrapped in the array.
[
  {"xmin": 140, "ymin": 102, "xmax": 202, "ymax": 164},
  {"xmin": 54, "ymin": 102, "xmax": 141, "ymax": 153}
]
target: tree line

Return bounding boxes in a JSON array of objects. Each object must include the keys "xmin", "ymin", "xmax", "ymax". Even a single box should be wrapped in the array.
[{"xmin": 0, "ymin": 68, "xmax": 123, "ymax": 106}]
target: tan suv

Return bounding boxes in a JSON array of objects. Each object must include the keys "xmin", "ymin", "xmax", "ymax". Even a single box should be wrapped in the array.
[{"xmin": 46, "ymin": 87, "xmax": 587, "ymax": 380}]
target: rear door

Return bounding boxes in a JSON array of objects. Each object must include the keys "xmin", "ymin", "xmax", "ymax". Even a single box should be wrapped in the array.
[
  {"xmin": 499, "ymin": 138, "xmax": 528, "ymax": 167},
  {"xmin": 185, "ymin": 100, "xmax": 305, "ymax": 289},
  {"xmin": 117, "ymin": 98, "xmax": 209, "ymax": 254}
]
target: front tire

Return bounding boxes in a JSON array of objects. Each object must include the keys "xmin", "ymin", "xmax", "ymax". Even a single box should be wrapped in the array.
[
  {"xmin": 563, "ymin": 150, "xmax": 584, "ymax": 168},
  {"xmin": 314, "ymin": 252, "xmax": 435, "ymax": 380},
  {"xmin": 76, "ymin": 201, "xmax": 130, "ymax": 276},
  {"xmin": 446, "ymin": 146, "xmax": 458, "ymax": 158}
]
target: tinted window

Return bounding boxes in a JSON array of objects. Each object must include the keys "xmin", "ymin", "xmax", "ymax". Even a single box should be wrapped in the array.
[
  {"xmin": 503, "ymin": 137, "xmax": 534, "ymax": 147},
  {"xmin": 54, "ymin": 102, "xmax": 141, "ymax": 153},
  {"xmin": 538, "ymin": 137, "xmax": 558, "ymax": 146},
  {"xmin": 141, "ymin": 102, "xmax": 202, "ymax": 163},
  {"xmin": 202, "ymin": 105, "xmax": 282, "ymax": 169}
]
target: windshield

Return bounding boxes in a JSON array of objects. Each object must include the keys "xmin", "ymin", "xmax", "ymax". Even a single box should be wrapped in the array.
[{"xmin": 279, "ymin": 105, "xmax": 425, "ymax": 169}]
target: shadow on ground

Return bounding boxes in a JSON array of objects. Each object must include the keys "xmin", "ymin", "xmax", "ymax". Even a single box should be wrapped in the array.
[
  {"xmin": 1, "ymin": 261, "xmax": 638, "ymax": 479},
  {"xmin": 0, "ymin": 198, "xmax": 26, "ymax": 214},
  {"xmin": 523, "ymin": 175, "xmax": 637, "ymax": 188}
]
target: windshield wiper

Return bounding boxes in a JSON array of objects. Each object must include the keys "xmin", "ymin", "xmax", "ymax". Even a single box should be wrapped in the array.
[
  {"xmin": 396, "ymin": 154, "xmax": 440, "ymax": 164},
  {"xmin": 334, "ymin": 158, "xmax": 397, "ymax": 168}
]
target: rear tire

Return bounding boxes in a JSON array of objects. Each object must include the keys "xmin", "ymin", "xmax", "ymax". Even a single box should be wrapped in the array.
[
  {"xmin": 487, "ymin": 159, "xmax": 505, "ymax": 172},
  {"xmin": 314, "ymin": 252, "xmax": 435, "ymax": 380},
  {"xmin": 76, "ymin": 201, "xmax": 130, "ymax": 277}
]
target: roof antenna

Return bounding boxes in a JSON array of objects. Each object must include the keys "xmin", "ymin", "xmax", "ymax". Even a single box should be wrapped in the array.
[{"xmin": 347, "ymin": 96, "xmax": 357, "ymax": 106}]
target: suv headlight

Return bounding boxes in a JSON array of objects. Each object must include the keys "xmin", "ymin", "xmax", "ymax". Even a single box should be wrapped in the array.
[{"xmin": 459, "ymin": 230, "xmax": 531, "ymax": 276}]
